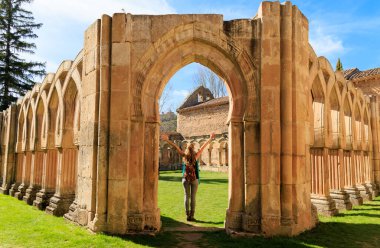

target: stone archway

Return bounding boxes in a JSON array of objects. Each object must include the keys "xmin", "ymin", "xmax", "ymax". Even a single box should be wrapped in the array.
[
  {"xmin": 66, "ymin": 1, "xmax": 317, "ymax": 237},
  {"xmin": 139, "ymin": 40, "xmax": 253, "ymax": 232}
]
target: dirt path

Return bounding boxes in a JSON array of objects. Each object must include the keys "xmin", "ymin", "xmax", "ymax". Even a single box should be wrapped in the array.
[{"xmin": 163, "ymin": 225, "xmax": 223, "ymax": 248}]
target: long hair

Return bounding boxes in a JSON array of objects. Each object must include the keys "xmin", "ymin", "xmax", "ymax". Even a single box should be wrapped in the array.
[{"xmin": 184, "ymin": 144, "xmax": 196, "ymax": 166}]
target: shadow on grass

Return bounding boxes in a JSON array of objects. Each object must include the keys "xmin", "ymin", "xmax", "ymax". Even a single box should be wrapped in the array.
[
  {"xmin": 115, "ymin": 232, "xmax": 180, "ymax": 248},
  {"xmin": 158, "ymin": 175, "xmax": 182, "ymax": 182},
  {"xmin": 161, "ymin": 215, "xmax": 190, "ymax": 227},
  {"xmin": 198, "ymin": 222, "xmax": 380, "ymax": 248},
  {"xmin": 194, "ymin": 219, "xmax": 224, "ymax": 225},
  {"xmin": 159, "ymin": 174, "xmax": 228, "ymax": 184},
  {"xmin": 197, "ymin": 178, "xmax": 228, "ymax": 184},
  {"xmin": 161, "ymin": 215, "xmax": 224, "ymax": 228},
  {"xmin": 335, "ymin": 212, "xmax": 380, "ymax": 218},
  {"xmin": 351, "ymin": 207, "xmax": 380, "ymax": 211}
]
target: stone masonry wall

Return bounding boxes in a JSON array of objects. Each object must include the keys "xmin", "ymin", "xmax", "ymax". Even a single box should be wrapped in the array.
[{"xmin": 177, "ymin": 103, "xmax": 229, "ymax": 137}]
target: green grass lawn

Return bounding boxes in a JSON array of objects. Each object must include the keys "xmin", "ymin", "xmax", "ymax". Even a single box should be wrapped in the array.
[
  {"xmin": 0, "ymin": 170, "xmax": 379, "ymax": 248},
  {"xmin": 158, "ymin": 170, "xmax": 227, "ymax": 228}
]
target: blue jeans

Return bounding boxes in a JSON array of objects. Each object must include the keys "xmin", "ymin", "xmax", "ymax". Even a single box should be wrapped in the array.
[{"xmin": 182, "ymin": 178, "xmax": 198, "ymax": 212}]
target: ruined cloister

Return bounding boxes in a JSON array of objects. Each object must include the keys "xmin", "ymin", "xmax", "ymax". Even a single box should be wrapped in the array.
[{"xmin": 1, "ymin": 1, "xmax": 379, "ymax": 237}]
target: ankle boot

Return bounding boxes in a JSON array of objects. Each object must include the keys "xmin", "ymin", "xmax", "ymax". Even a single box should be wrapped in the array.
[
  {"xmin": 186, "ymin": 211, "xmax": 191, "ymax": 221},
  {"xmin": 190, "ymin": 211, "xmax": 195, "ymax": 221}
]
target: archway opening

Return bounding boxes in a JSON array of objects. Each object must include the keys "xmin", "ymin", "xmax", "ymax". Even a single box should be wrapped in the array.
[{"xmin": 157, "ymin": 62, "xmax": 231, "ymax": 230}]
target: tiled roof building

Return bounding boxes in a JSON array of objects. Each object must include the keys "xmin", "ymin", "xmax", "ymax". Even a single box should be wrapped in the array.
[{"xmin": 344, "ymin": 67, "xmax": 380, "ymax": 95}]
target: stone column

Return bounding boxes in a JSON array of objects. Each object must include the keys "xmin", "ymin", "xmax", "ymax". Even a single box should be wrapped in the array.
[
  {"xmin": 355, "ymin": 151, "xmax": 371, "ymax": 201},
  {"xmin": 15, "ymin": 152, "xmax": 32, "ymax": 200},
  {"xmin": 23, "ymin": 151, "xmax": 38, "ymax": 204},
  {"xmin": 364, "ymin": 151, "xmax": 377, "ymax": 198},
  {"xmin": 258, "ymin": 1, "xmax": 282, "ymax": 235},
  {"xmin": 369, "ymin": 97, "xmax": 379, "ymax": 196},
  {"xmin": 34, "ymin": 149, "xmax": 57, "ymax": 209},
  {"xmin": 125, "ymin": 118, "xmax": 145, "ymax": 232},
  {"xmin": 66, "ymin": 19, "xmax": 102, "ymax": 228},
  {"xmin": 225, "ymin": 120, "xmax": 245, "ymax": 231},
  {"xmin": 279, "ymin": 2, "xmax": 293, "ymax": 231},
  {"xmin": 0, "ymin": 105, "xmax": 17, "ymax": 194},
  {"xmin": 344, "ymin": 150, "xmax": 363, "ymax": 205},
  {"xmin": 46, "ymin": 148, "xmax": 77, "ymax": 216},
  {"xmin": 9, "ymin": 153, "xmax": 23, "ymax": 196},
  {"xmin": 143, "ymin": 121, "xmax": 161, "ymax": 231},
  {"xmin": 259, "ymin": 1, "xmax": 317, "ymax": 235},
  {"xmin": 310, "ymin": 148, "xmax": 338, "ymax": 216},
  {"xmin": 329, "ymin": 149, "xmax": 352, "ymax": 210},
  {"xmin": 242, "ymin": 120, "xmax": 261, "ymax": 233}
]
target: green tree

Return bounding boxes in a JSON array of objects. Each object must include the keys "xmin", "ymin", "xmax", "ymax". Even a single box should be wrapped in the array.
[
  {"xmin": 336, "ymin": 58, "xmax": 343, "ymax": 71},
  {"xmin": 0, "ymin": 0, "xmax": 45, "ymax": 110}
]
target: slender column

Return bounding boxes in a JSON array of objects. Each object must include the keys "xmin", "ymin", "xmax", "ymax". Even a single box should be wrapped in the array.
[
  {"xmin": 142, "ymin": 121, "xmax": 161, "ymax": 231},
  {"xmin": 369, "ymin": 97, "xmax": 379, "ymax": 196},
  {"xmin": 310, "ymin": 148, "xmax": 338, "ymax": 216},
  {"xmin": 34, "ymin": 149, "xmax": 57, "ymax": 209},
  {"xmin": 344, "ymin": 150, "xmax": 363, "ymax": 205},
  {"xmin": 33, "ymin": 150, "xmax": 49, "ymax": 209},
  {"xmin": 0, "ymin": 105, "xmax": 17, "ymax": 194},
  {"xmin": 279, "ymin": 1, "xmax": 293, "ymax": 229},
  {"xmin": 242, "ymin": 120, "xmax": 261, "ymax": 233},
  {"xmin": 15, "ymin": 152, "xmax": 31, "ymax": 200},
  {"xmin": 356, "ymin": 151, "xmax": 371, "ymax": 201},
  {"xmin": 330, "ymin": 149, "xmax": 352, "ymax": 210},
  {"xmin": 46, "ymin": 148, "xmax": 76, "ymax": 216},
  {"xmin": 225, "ymin": 120, "xmax": 245, "ymax": 231},
  {"xmin": 126, "ymin": 118, "xmax": 145, "ymax": 232},
  {"xmin": 23, "ymin": 151, "xmax": 38, "ymax": 204},
  {"xmin": 9, "ymin": 153, "xmax": 23, "ymax": 196}
]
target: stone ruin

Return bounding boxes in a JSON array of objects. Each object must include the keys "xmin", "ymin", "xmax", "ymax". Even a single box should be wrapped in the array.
[{"xmin": 0, "ymin": 1, "xmax": 379, "ymax": 236}]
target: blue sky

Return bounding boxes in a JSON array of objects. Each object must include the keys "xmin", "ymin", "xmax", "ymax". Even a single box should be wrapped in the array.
[{"xmin": 26, "ymin": 0, "xmax": 380, "ymax": 112}]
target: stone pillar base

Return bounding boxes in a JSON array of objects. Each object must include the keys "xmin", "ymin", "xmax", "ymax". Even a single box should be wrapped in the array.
[
  {"xmin": 64, "ymin": 201, "xmax": 89, "ymax": 227},
  {"xmin": 365, "ymin": 183, "xmax": 378, "ymax": 200},
  {"xmin": 357, "ymin": 184, "xmax": 372, "ymax": 202},
  {"xmin": 242, "ymin": 213, "xmax": 261, "ymax": 233},
  {"xmin": 23, "ymin": 186, "xmax": 40, "ymax": 205},
  {"xmin": 87, "ymin": 213, "xmax": 107, "ymax": 232},
  {"xmin": 311, "ymin": 195, "xmax": 338, "ymax": 216},
  {"xmin": 330, "ymin": 190, "xmax": 352, "ymax": 210},
  {"xmin": 345, "ymin": 187, "xmax": 363, "ymax": 205},
  {"xmin": 9, "ymin": 183, "xmax": 19, "ymax": 196},
  {"xmin": 142, "ymin": 209, "xmax": 161, "ymax": 232},
  {"xmin": 14, "ymin": 183, "xmax": 28, "ymax": 200},
  {"xmin": 0, "ymin": 183, "xmax": 11, "ymax": 194},
  {"xmin": 260, "ymin": 215, "xmax": 281, "ymax": 236},
  {"xmin": 33, "ymin": 190, "xmax": 54, "ymax": 210},
  {"xmin": 225, "ymin": 209, "xmax": 243, "ymax": 232},
  {"xmin": 46, "ymin": 193, "xmax": 75, "ymax": 216}
]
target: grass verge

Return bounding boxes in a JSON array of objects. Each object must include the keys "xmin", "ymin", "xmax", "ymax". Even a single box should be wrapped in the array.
[{"xmin": 0, "ymin": 170, "xmax": 379, "ymax": 247}]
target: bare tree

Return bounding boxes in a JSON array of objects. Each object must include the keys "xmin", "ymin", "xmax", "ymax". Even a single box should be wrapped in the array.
[
  {"xmin": 159, "ymin": 83, "xmax": 173, "ymax": 113},
  {"xmin": 193, "ymin": 67, "xmax": 227, "ymax": 98}
]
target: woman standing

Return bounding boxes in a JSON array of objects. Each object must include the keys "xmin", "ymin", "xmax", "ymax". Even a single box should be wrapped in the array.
[{"xmin": 161, "ymin": 133, "xmax": 215, "ymax": 221}]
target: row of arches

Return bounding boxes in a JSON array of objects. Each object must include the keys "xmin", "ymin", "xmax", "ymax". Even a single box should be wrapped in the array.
[
  {"xmin": 309, "ymin": 48, "xmax": 377, "ymax": 214},
  {"xmin": 0, "ymin": 51, "xmax": 83, "ymax": 216}
]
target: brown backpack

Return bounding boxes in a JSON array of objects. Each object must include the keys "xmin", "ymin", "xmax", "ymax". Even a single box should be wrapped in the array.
[{"xmin": 184, "ymin": 163, "xmax": 196, "ymax": 182}]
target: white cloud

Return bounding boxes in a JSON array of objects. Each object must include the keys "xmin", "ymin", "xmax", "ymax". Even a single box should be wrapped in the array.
[
  {"xmin": 23, "ymin": 0, "xmax": 176, "ymax": 76},
  {"xmin": 309, "ymin": 21, "xmax": 344, "ymax": 57},
  {"xmin": 30, "ymin": 0, "xmax": 176, "ymax": 25},
  {"xmin": 173, "ymin": 90, "xmax": 190, "ymax": 98}
]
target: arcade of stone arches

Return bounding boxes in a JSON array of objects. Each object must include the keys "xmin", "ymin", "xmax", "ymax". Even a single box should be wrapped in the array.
[
  {"xmin": 0, "ymin": 1, "xmax": 379, "ymax": 237},
  {"xmin": 0, "ymin": 52, "xmax": 82, "ymax": 216}
]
